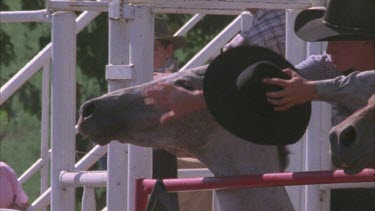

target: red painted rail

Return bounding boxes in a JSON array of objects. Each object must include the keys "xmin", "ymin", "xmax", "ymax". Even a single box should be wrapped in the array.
[{"xmin": 135, "ymin": 169, "xmax": 375, "ymax": 211}]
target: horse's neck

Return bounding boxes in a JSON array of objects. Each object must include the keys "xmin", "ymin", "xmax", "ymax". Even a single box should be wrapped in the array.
[
  {"xmin": 191, "ymin": 128, "xmax": 295, "ymax": 211},
  {"xmin": 193, "ymin": 128, "xmax": 282, "ymax": 176}
]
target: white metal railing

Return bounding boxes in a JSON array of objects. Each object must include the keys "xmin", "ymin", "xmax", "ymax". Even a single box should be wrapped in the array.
[
  {"xmin": 0, "ymin": 10, "xmax": 48, "ymax": 22},
  {"xmin": 1, "ymin": 1, "xmax": 107, "ymax": 210}
]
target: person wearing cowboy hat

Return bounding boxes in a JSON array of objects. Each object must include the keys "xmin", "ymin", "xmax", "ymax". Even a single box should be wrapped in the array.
[
  {"xmin": 263, "ymin": 0, "xmax": 375, "ymax": 126},
  {"xmin": 153, "ymin": 18, "xmax": 185, "ymax": 77}
]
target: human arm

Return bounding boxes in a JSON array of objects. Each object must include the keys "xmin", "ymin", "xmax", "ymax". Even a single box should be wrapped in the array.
[
  {"xmin": 143, "ymin": 84, "xmax": 206, "ymax": 124},
  {"xmin": 314, "ymin": 70, "xmax": 375, "ymax": 107},
  {"xmin": 263, "ymin": 69, "xmax": 375, "ymax": 111},
  {"xmin": 263, "ymin": 68, "xmax": 317, "ymax": 111}
]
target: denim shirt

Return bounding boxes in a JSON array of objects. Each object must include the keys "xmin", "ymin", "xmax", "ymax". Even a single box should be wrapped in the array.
[{"xmin": 296, "ymin": 54, "xmax": 375, "ymax": 125}]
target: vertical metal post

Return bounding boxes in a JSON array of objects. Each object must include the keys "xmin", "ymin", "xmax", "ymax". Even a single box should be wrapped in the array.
[
  {"xmin": 51, "ymin": 11, "xmax": 76, "ymax": 211},
  {"xmin": 82, "ymin": 187, "xmax": 96, "ymax": 211},
  {"xmin": 127, "ymin": 5, "xmax": 154, "ymax": 211},
  {"xmin": 106, "ymin": 1, "xmax": 130, "ymax": 210},
  {"xmin": 240, "ymin": 11, "xmax": 253, "ymax": 32},
  {"xmin": 41, "ymin": 60, "xmax": 50, "ymax": 211},
  {"xmin": 285, "ymin": 9, "xmax": 307, "ymax": 211},
  {"xmin": 305, "ymin": 41, "xmax": 332, "ymax": 211}
]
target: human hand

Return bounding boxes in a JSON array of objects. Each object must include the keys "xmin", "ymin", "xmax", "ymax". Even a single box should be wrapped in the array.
[
  {"xmin": 143, "ymin": 84, "xmax": 205, "ymax": 124},
  {"xmin": 263, "ymin": 68, "xmax": 317, "ymax": 111},
  {"xmin": 223, "ymin": 34, "xmax": 247, "ymax": 52}
]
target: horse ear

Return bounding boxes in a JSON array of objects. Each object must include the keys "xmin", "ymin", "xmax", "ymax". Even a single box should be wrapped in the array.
[{"xmin": 146, "ymin": 179, "xmax": 179, "ymax": 211}]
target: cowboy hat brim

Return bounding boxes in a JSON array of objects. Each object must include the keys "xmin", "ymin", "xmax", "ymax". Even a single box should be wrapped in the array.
[
  {"xmin": 155, "ymin": 35, "xmax": 185, "ymax": 49},
  {"xmin": 203, "ymin": 46, "xmax": 311, "ymax": 145},
  {"xmin": 295, "ymin": 9, "xmax": 375, "ymax": 42}
]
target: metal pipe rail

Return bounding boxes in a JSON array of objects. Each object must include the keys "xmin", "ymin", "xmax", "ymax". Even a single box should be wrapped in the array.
[
  {"xmin": 135, "ymin": 169, "xmax": 375, "ymax": 211},
  {"xmin": 0, "ymin": 10, "xmax": 48, "ymax": 22},
  {"xmin": 49, "ymin": 0, "xmax": 313, "ymax": 14},
  {"xmin": 0, "ymin": 1, "xmax": 106, "ymax": 106},
  {"xmin": 60, "ymin": 171, "xmax": 107, "ymax": 187},
  {"xmin": 26, "ymin": 145, "xmax": 107, "ymax": 210}
]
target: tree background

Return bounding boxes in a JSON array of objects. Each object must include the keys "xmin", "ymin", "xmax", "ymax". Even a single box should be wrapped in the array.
[{"xmin": 0, "ymin": 0, "xmax": 234, "ymax": 208}]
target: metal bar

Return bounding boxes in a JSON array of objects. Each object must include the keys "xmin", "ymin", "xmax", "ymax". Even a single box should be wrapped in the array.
[
  {"xmin": 75, "ymin": 145, "xmax": 107, "ymax": 170},
  {"xmin": 135, "ymin": 179, "xmax": 148, "ymax": 211},
  {"xmin": 40, "ymin": 61, "xmax": 50, "ymax": 198},
  {"xmin": 28, "ymin": 188, "xmax": 51, "ymax": 211},
  {"xmin": 180, "ymin": 15, "xmax": 241, "ymax": 71},
  {"xmin": 18, "ymin": 150, "xmax": 51, "ymax": 184},
  {"xmin": 126, "ymin": 6, "xmax": 154, "ymax": 211},
  {"xmin": 0, "ymin": 8, "xmax": 103, "ymax": 106},
  {"xmin": 144, "ymin": 169, "xmax": 375, "ymax": 193},
  {"xmin": 60, "ymin": 171, "xmax": 107, "ymax": 187},
  {"xmin": 174, "ymin": 14, "xmax": 205, "ymax": 36},
  {"xmin": 0, "ymin": 44, "xmax": 51, "ymax": 105},
  {"xmin": 284, "ymin": 9, "xmax": 307, "ymax": 211},
  {"xmin": 135, "ymin": 169, "xmax": 375, "ymax": 210},
  {"xmin": 106, "ymin": 1, "xmax": 131, "ymax": 210},
  {"xmin": 0, "ymin": 10, "xmax": 48, "ymax": 22},
  {"xmin": 51, "ymin": 11, "xmax": 77, "ymax": 211},
  {"xmin": 49, "ymin": 0, "xmax": 312, "ymax": 13},
  {"xmin": 50, "ymin": 0, "xmax": 108, "ymax": 12},
  {"xmin": 82, "ymin": 187, "xmax": 96, "ymax": 211},
  {"xmin": 28, "ymin": 145, "xmax": 107, "ymax": 210}
]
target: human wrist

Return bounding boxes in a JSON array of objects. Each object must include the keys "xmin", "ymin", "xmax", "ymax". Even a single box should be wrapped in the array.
[{"xmin": 307, "ymin": 81, "xmax": 318, "ymax": 100}]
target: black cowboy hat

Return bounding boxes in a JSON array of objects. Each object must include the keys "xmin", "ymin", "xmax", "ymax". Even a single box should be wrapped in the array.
[
  {"xmin": 155, "ymin": 18, "xmax": 185, "ymax": 49},
  {"xmin": 203, "ymin": 46, "xmax": 311, "ymax": 145},
  {"xmin": 294, "ymin": 0, "xmax": 375, "ymax": 42}
]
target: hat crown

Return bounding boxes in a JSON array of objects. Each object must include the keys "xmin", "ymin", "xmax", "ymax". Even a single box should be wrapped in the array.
[
  {"xmin": 155, "ymin": 18, "xmax": 171, "ymax": 37},
  {"xmin": 236, "ymin": 61, "xmax": 287, "ymax": 116},
  {"xmin": 323, "ymin": 0, "xmax": 375, "ymax": 32}
]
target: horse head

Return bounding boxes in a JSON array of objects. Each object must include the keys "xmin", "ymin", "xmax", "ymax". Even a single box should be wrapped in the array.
[{"xmin": 329, "ymin": 94, "xmax": 375, "ymax": 174}]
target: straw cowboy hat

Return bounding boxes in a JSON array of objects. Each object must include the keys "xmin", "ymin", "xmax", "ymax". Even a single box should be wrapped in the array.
[
  {"xmin": 155, "ymin": 18, "xmax": 185, "ymax": 49},
  {"xmin": 294, "ymin": 0, "xmax": 375, "ymax": 42},
  {"xmin": 203, "ymin": 46, "xmax": 311, "ymax": 145}
]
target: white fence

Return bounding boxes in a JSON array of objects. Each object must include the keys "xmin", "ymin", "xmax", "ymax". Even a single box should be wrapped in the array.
[{"xmin": 1, "ymin": 0, "xmax": 371, "ymax": 211}]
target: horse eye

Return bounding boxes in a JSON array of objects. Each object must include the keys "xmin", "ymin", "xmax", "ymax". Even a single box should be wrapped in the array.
[{"xmin": 174, "ymin": 79, "xmax": 194, "ymax": 91}]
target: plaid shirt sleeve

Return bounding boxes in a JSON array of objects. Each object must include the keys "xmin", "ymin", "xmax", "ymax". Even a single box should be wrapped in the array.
[
  {"xmin": 241, "ymin": 9, "xmax": 286, "ymax": 57},
  {"xmin": 296, "ymin": 54, "xmax": 342, "ymax": 80}
]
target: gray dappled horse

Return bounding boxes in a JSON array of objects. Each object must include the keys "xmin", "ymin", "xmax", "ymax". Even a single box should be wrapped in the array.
[
  {"xmin": 330, "ymin": 94, "xmax": 375, "ymax": 175},
  {"xmin": 77, "ymin": 65, "xmax": 294, "ymax": 210}
]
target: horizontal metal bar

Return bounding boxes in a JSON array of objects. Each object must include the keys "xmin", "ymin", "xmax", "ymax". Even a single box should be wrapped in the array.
[
  {"xmin": 50, "ymin": 0, "xmax": 108, "ymax": 12},
  {"xmin": 49, "ymin": 0, "xmax": 312, "ymax": 14},
  {"xmin": 141, "ymin": 169, "xmax": 375, "ymax": 194},
  {"xmin": 60, "ymin": 171, "xmax": 107, "ymax": 187},
  {"xmin": 0, "ymin": 10, "xmax": 48, "ymax": 23}
]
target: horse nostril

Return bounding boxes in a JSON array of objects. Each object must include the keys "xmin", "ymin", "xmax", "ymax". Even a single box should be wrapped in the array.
[
  {"xmin": 340, "ymin": 125, "xmax": 356, "ymax": 147},
  {"xmin": 82, "ymin": 101, "xmax": 96, "ymax": 119}
]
